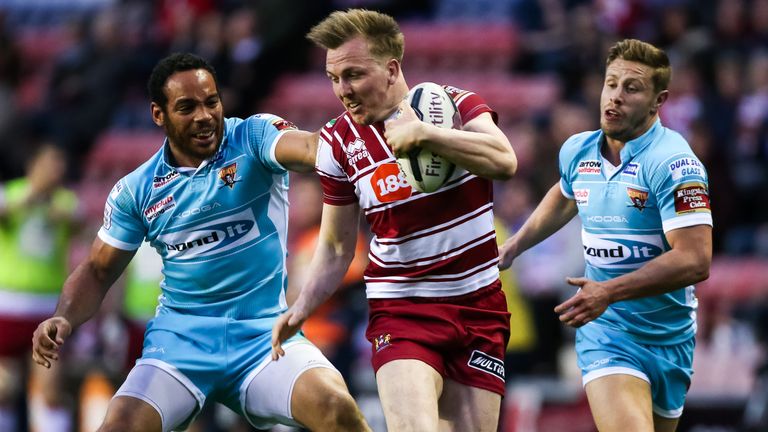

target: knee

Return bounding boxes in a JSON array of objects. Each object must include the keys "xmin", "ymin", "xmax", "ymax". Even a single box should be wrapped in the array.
[{"xmin": 315, "ymin": 391, "xmax": 368, "ymax": 431}]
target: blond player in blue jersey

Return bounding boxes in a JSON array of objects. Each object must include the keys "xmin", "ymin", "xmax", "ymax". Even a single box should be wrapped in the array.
[{"xmin": 499, "ymin": 39, "xmax": 712, "ymax": 432}]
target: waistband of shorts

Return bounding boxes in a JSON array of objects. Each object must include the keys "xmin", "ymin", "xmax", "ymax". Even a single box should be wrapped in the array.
[{"xmin": 369, "ymin": 279, "xmax": 501, "ymax": 305}]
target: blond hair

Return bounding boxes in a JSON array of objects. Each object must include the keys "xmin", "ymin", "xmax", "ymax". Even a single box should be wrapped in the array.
[
  {"xmin": 307, "ymin": 9, "xmax": 404, "ymax": 62},
  {"xmin": 607, "ymin": 39, "xmax": 671, "ymax": 93}
]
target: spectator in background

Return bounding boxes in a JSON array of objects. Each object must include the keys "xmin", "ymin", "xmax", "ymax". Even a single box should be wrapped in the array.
[
  {"xmin": 31, "ymin": 53, "xmax": 369, "ymax": 432},
  {"xmin": 499, "ymin": 39, "xmax": 712, "ymax": 431},
  {"xmin": 272, "ymin": 9, "xmax": 518, "ymax": 432},
  {"xmin": 0, "ymin": 12, "xmax": 23, "ymax": 180},
  {"xmin": 0, "ymin": 143, "xmax": 81, "ymax": 432}
]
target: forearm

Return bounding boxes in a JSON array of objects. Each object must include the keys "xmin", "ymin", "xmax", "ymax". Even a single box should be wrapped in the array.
[
  {"xmin": 53, "ymin": 261, "xmax": 114, "ymax": 329},
  {"xmin": 507, "ymin": 183, "xmax": 577, "ymax": 257},
  {"xmin": 603, "ymin": 243, "xmax": 711, "ymax": 303},
  {"xmin": 421, "ymin": 126, "xmax": 517, "ymax": 180},
  {"xmin": 290, "ymin": 244, "xmax": 355, "ymax": 319}
]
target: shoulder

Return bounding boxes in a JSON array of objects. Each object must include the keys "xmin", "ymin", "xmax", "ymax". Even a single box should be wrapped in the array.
[
  {"xmin": 319, "ymin": 112, "xmax": 354, "ymax": 145},
  {"xmin": 560, "ymin": 130, "xmax": 600, "ymax": 161}
]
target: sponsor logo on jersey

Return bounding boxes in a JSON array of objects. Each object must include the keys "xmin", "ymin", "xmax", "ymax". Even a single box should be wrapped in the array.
[
  {"xmin": 467, "ymin": 350, "xmax": 505, "ymax": 381},
  {"xmin": 373, "ymin": 333, "xmax": 392, "ymax": 352},
  {"xmin": 577, "ymin": 160, "xmax": 602, "ymax": 175},
  {"xmin": 271, "ymin": 118, "xmax": 297, "ymax": 131},
  {"xmin": 157, "ymin": 207, "xmax": 261, "ymax": 259},
  {"xmin": 626, "ymin": 187, "xmax": 649, "ymax": 211},
  {"xmin": 173, "ymin": 202, "xmax": 222, "ymax": 220},
  {"xmin": 622, "ymin": 162, "xmax": 640, "ymax": 177},
  {"xmin": 345, "ymin": 138, "xmax": 370, "ymax": 166},
  {"xmin": 586, "ymin": 215, "xmax": 629, "ymax": 223},
  {"xmin": 103, "ymin": 203, "xmax": 113, "ymax": 230},
  {"xmin": 109, "ymin": 181, "xmax": 123, "ymax": 200},
  {"xmin": 152, "ymin": 171, "xmax": 179, "ymax": 188},
  {"xmin": 582, "ymin": 232, "xmax": 664, "ymax": 268},
  {"xmin": 669, "ymin": 157, "xmax": 704, "ymax": 181},
  {"xmin": 574, "ymin": 188, "xmax": 590, "ymax": 206},
  {"xmin": 218, "ymin": 163, "xmax": 240, "ymax": 189},
  {"xmin": 674, "ymin": 182, "xmax": 710, "ymax": 214},
  {"xmin": 144, "ymin": 195, "xmax": 175, "ymax": 222}
]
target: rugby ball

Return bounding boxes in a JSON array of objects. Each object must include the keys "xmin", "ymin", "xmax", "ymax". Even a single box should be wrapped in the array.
[{"xmin": 396, "ymin": 82, "xmax": 461, "ymax": 193}]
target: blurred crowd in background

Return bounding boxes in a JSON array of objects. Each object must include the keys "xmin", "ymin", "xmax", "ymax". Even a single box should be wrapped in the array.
[{"xmin": 0, "ymin": 0, "xmax": 767, "ymax": 431}]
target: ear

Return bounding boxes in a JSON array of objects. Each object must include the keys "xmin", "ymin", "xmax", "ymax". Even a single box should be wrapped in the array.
[
  {"xmin": 651, "ymin": 90, "xmax": 669, "ymax": 114},
  {"xmin": 386, "ymin": 58, "xmax": 401, "ymax": 85},
  {"xmin": 151, "ymin": 102, "xmax": 165, "ymax": 127}
]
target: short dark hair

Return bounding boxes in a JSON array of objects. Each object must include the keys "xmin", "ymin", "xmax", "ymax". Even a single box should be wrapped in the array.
[{"xmin": 147, "ymin": 53, "xmax": 219, "ymax": 110}]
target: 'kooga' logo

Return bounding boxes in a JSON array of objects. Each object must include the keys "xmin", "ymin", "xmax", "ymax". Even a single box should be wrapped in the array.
[{"xmin": 157, "ymin": 207, "xmax": 260, "ymax": 259}]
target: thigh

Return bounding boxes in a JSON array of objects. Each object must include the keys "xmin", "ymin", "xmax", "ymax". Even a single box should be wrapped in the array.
[
  {"xmin": 376, "ymin": 359, "xmax": 442, "ymax": 432},
  {"xmin": 653, "ymin": 414, "xmax": 680, "ymax": 432},
  {"xmin": 585, "ymin": 374, "xmax": 654, "ymax": 432},
  {"xmin": 439, "ymin": 379, "xmax": 501, "ymax": 432},
  {"xmin": 113, "ymin": 362, "xmax": 200, "ymax": 432},
  {"xmin": 101, "ymin": 395, "xmax": 163, "ymax": 432},
  {"xmin": 243, "ymin": 340, "xmax": 338, "ymax": 430}
]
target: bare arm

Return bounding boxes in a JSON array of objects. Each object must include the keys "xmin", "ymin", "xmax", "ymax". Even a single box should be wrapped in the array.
[
  {"xmin": 555, "ymin": 224, "xmax": 712, "ymax": 327},
  {"xmin": 274, "ymin": 130, "xmax": 319, "ymax": 173},
  {"xmin": 499, "ymin": 182, "xmax": 578, "ymax": 269},
  {"xmin": 271, "ymin": 203, "xmax": 360, "ymax": 359},
  {"xmin": 32, "ymin": 238, "xmax": 136, "ymax": 367},
  {"xmin": 385, "ymin": 104, "xmax": 517, "ymax": 180}
]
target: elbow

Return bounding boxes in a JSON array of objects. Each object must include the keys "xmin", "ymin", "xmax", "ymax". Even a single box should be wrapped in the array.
[
  {"xmin": 688, "ymin": 257, "xmax": 711, "ymax": 284},
  {"xmin": 492, "ymin": 153, "xmax": 518, "ymax": 180}
]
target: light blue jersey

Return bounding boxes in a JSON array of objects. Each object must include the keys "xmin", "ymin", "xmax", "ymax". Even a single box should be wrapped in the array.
[
  {"xmin": 559, "ymin": 119, "xmax": 712, "ymax": 345},
  {"xmin": 98, "ymin": 114, "xmax": 296, "ymax": 320}
]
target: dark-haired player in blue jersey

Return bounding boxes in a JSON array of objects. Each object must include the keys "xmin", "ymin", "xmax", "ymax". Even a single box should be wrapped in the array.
[
  {"xmin": 31, "ymin": 53, "xmax": 370, "ymax": 432},
  {"xmin": 499, "ymin": 39, "xmax": 712, "ymax": 432}
]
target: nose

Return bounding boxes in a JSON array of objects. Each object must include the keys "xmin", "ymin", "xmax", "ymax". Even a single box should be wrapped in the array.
[
  {"xmin": 337, "ymin": 78, "xmax": 353, "ymax": 99},
  {"xmin": 194, "ymin": 105, "xmax": 214, "ymax": 122}
]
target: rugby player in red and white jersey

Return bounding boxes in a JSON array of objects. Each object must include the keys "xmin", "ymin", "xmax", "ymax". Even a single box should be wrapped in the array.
[{"xmin": 271, "ymin": 9, "xmax": 517, "ymax": 432}]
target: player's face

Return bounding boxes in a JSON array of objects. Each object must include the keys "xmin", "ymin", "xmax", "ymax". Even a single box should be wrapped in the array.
[
  {"xmin": 326, "ymin": 37, "xmax": 399, "ymax": 125},
  {"xmin": 152, "ymin": 69, "xmax": 224, "ymax": 167},
  {"xmin": 600, "ymin": 59, "xmax": 667, "ymax": 143}
]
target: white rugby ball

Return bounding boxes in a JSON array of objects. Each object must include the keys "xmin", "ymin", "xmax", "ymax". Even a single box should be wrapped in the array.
[{"xmin": 396, "ymin": 82, "xmax": 461, "ymax": 193}]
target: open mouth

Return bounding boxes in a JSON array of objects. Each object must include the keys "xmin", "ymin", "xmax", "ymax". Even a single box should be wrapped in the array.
[{"xmin": 604, "ymin": 109, "xmax": 621, "ymax": 121}]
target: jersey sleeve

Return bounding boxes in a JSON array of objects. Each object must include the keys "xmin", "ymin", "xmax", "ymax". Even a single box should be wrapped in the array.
[
  {"xmin": 651, "ymin": 153, "xmax": 713, "ymax": 233},
  {"xmin": 245, "ymin": 114, "xmax": 298, "ymax": 174},
  {"xmin": 443, "ymin": 85, "xmax": 498, "ymax": 125},
  {"xmin": 558, "ymin": 135, "xmax": 582, "ymax": 199},
  {"xmin": 316, "ymin": 123, "xmax": 357, "ymax": 206},
  {"xmin": 97, "ymin": 179, "xmax": 145, "ymax": 251}
]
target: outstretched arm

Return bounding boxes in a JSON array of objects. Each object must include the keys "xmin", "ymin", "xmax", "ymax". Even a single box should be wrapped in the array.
[
  {"xmin": 272, "ymin": 203, "xmax": 360, "ymax": 359},
  {"xmin": 275, "ymin": 130, "xmax": 319, "ymax": 173},
  {"xmin": 385, "ymin": 104, "xmax": 517, "ymax": 180},
  {"xmin": 555, "ymin": 224, "xmax": 712, "ymax": 327},
  {"xmin": 32, "ymin": 238, "xmax": 135, "ymax": 368},
  {"xmin": 498, "ymin": 182, "xmax": 578, "ymax": 269}
]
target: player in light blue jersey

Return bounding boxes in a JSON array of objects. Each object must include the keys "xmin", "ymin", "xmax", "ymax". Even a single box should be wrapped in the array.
[
  {"xmin": 499, "ymin": 39, "xmax": 712, "ymax": 432},
  {"xmin": 31, "ymin": 53, "xmax": 370, "ymax": 432}
]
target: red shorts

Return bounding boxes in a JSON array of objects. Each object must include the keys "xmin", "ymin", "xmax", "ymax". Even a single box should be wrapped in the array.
[
  {"xmin": 0, "ymin": 315, "xmax": 46, "ymax": 357},
  {"xmin": 366, "ymin": 280, "xmax": 510, "ymax": 396}
]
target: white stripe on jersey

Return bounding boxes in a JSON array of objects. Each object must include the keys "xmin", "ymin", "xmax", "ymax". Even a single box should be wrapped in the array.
[{"xmin": 364, "ymin": 262, "xmax": 499, "ymax": 298}]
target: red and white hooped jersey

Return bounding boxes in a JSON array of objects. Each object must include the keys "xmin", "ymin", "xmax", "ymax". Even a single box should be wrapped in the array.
[{"xmin": 316, "ymin": 85, "xmax": 501, "ymax": 299}]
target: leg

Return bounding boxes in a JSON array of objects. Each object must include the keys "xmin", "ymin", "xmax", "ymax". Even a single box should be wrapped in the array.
[
  {"xmin": 98, "ymin": 396, "xmax": 162, "ymax": 432},
  {"xmin": 108, "ymin": 362, "xmax": 200, "ymax": 432},
  {"xmin": 585, "ymin": 374, "xmax": 654, "ymax": 432},
  {"xmin": 653, "ymin": 414, "xmax": 680, "ymax": 432},
  {"xmin": 376, "ymin": 359, "xmax": 443, "ymax": 432},
  {"xmin": 245, "ymin": 341, "xmax": 369, "ymax": 431},
  {"xmin": 438, "ymin": 379, "xmax": 501, "ymax": 432},
  {"xmin": 291, "ymin": 367, "xmax": 369, "ymax": 431}
]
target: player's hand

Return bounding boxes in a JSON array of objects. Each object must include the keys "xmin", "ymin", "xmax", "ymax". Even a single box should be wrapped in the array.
[
  {"xmin": 554, "ymin": 277, "xmax": 610, "ymax": 327},
  {"xmin": 271, "ymin": 307, "xmax": 305, "ymax": 361},
  {"xmin": 31, "ymin": 317, "xmax": 72, "ymax": 368},
  {"xmin": 498, "ymin": 237, "xmax": 519, "ymax": 270},
  {"xmin": 384, "ymin": 101, "xmax": 425, "ymax": 157}
]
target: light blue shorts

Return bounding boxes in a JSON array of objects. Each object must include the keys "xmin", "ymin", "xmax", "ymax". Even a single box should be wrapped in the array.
[
  {"xmin": 576, "ymin": 323, "xmax": 695, "ymax": 418},
  {"xmin": 138, "ymin": 309, "xmax": 308, "ymax": 421}
]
